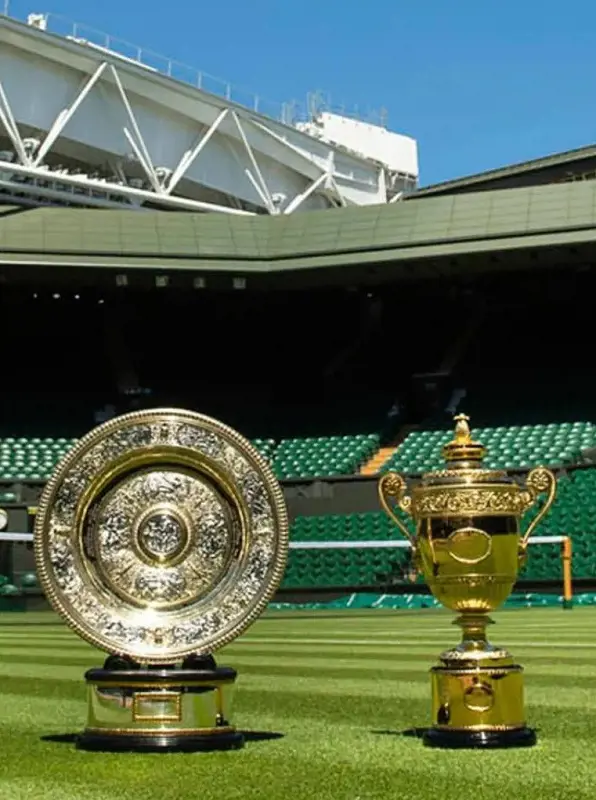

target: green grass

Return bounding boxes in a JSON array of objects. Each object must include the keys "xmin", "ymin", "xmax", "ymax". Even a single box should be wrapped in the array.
[{"xmin": 0, "ymin": 607, "xmax": 594, "ymax": 800}]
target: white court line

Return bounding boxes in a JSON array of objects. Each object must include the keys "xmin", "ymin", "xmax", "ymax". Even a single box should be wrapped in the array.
[
  {"xmin": 261, "ymin": 623, "xmax": 595, "ymax": 634},
  {"xmin": 239, "ymin": 636, "xmax": 596, "ymax": 649}
]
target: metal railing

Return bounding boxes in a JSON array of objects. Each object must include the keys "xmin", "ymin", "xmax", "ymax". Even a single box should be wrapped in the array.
[
  {"xmin": 42, "ymin": 12, "xmax": 294, "ymax": 122},
  {"xmin": 1, "ymin": 6, "xmax": 389, "ymax": 129}
]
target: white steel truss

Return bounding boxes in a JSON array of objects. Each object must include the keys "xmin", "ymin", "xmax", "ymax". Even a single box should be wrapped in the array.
[
  {"xmin": 33, "ymin": 62, "xmax": 108, "ymax": 168},
  {"xmin": 0, "ymin": 59, "xmax": 259, "ymax": 213},
  {"xmin": 0, "ymin": 11, "xmax": 418, "ymax": 214},
  {"xmin": 165, "ymin": 108, "xmax": 229, "ymax": 197},
  {"xmin": 0, "ymin": 54, "xmax": 361, "ymax": 215}
]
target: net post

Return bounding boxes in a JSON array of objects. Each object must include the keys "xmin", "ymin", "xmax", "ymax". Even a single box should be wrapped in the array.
[{"xmin": 562, "ymin": 535, "xmax": 573, "ymax": 610}]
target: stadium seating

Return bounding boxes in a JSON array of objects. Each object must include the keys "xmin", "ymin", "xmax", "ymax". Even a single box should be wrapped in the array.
[
  {"xmin": 0, "ymin": 421, "xmax": 592, "ymax": 481},
  {"xmin": 381, "ymin": 421, "xmax": 596, "ymax": 474},
  {"xmin": 283, "ymin": 511, "xmax": 413, "ymax": 589},
  {"xmin": 2, "ymin": 422, "xmax": 596, "ymax": 593},
  {"xmin": 0, "ymin": 437, "xmax": 76, "ymax": 480},
  {"xmin": 271, "ymin": 434, "xmax": 380, "ymax": 479},
  {"xmin": 282, "ymin": 468, "xmax": 596, "ymax": 588},
  {"xmin": 519, "ymin": 467, "xmax": 596, "ymax": 581},
  {"xmin": 0, "ymin": 433, "xmax": 379, "ymax": 481},
  {"xmin": 252, "ymin": 438, "xmax": 277, "ymax": 463}
]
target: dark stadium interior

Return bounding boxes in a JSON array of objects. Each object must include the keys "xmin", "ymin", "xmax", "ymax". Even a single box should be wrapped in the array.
[{"xmin": 0, "ymin": 261, "xmax": 594, "ymax": 440}]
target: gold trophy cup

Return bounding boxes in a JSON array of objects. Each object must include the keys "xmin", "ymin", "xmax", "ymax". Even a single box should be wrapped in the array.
[
  {"xmin": 35, "ymin": 408, "xmax": 289, "ymax": 753},
  {"xmin": 379, "ymin": 414, "xmax": 556, "ymax": 749}
]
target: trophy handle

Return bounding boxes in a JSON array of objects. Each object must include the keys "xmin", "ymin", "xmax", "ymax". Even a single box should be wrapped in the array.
[
  {"xmin": 378, "ymin": 472, "xmax": 416, "ymax": 547},
  {"xmin": 519, "ymin": 466, "xmax": 557, "ymax": 550}
]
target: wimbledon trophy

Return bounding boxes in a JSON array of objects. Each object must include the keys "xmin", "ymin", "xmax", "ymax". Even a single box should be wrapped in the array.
[
  {"xmin": 34, "ymin": 408, "xmax": 289, "ymax": 753},
  {"xmin": 379, "ymin": 414, "xmax": 556, "ymax": 749}
]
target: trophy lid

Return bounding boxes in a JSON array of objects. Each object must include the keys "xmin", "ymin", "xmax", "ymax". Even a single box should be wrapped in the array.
[
  {"xmin": 441, "ymin": 414, "xmax": 486, "ymax": 464},
  {"xmin": 420, "ymin": 413, "xmax": 511, "ymax": 487}
]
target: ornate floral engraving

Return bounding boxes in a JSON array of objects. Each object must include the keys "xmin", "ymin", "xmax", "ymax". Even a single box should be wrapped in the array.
[
  {"xmin": 526, "ymin": 467, "xmax": 553, "ymax": 495},
  {"xmin": 142, "ymin": 473, "xmax": 191, "ymax": 504},
  {"xmin": 138, "ymin": 513, "xmax": 184, "ymax": 558},
  {"xmin": 90, "ymin": 469, "xmax": 234, "ymax": 609},
  {"xmin": 413, "ymin": 488, "xmax": 526, "ymax": 516},
  {"xmin": 176, "ymin": 424, "xmax": 222, "ymax": 457},
  {"xmin": 37, "ymin": 411, "xmax": 288, "ymax": 661}
]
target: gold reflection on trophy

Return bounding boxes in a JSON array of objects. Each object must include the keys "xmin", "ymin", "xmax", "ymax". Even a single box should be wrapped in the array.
[
  {"xmin": 379, "ymin": 414, "xmax": 556, "ymax": 748},
  {"xmin": 35, "ymin": 408, "xmax": 289, "ymax": 753}
]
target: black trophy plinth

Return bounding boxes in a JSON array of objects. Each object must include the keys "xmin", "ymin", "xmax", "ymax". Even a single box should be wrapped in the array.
[
  {"xmin": 76, "ymin": 654, "xmax": 245, "ymax": 753},
  {"xmin": 423, "ymin": 726, "xmax": 537, "ymax": 749}
]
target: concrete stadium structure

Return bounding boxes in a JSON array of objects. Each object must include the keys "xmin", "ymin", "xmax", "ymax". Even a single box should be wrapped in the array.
[{"xmin": 1, "ymin": 175, "xmax": 595, "ymax": 289}]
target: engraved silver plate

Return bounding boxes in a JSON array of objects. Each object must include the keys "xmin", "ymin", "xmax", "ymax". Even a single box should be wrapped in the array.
[{"xmin": 34, "ymin": 409, "xmax": 289, "ymax": 663}]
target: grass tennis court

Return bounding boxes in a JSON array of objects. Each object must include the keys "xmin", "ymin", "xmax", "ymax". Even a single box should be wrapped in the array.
[{"xmin": 0, "ymin": 607, "xmax": 594, "ymax": 800}]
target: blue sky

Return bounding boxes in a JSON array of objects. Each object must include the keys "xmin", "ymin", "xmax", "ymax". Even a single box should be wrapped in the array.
[{"xmin": 7, "ymin": 0, "xmax": 596, "ymax": 185}]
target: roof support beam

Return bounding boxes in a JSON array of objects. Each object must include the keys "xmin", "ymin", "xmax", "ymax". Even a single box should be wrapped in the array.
[
  {"xmin": 231, "ymin": 111, "xmax": 275, "ymax": 213},
  {"xmin": 0, "ymin": 157, "xmax": 254, "ymax": 214},
  {"xmin": 0, "ymin": 80, "xmax": 28, "ymax": 165},
  {"xmin": 166, "ymin": 108, "xmax": 229, "ymax": 196},
  {"xmin": 108, "ymin": 64, "xmax": 162, "ymax": 195},
  {"xmin": 33, "ymin": 61, "xmax": 108, "ymax": 167},
  {"xmin": 248, "ymin": 117, "xmax": 327, "ymax": 177},
  {"xmin": 283, "ymin": 172, "xmax": 329, "ymax": 214}
]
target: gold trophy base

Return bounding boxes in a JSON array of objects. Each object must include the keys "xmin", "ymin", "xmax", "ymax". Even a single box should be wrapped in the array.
[
  {"xmin": 423, "ymin": 616, "xmax": 536, "ymax": 749},
  {"xmin": 76, "ymin": 656, "xmax": 244, "ymax": 753}
]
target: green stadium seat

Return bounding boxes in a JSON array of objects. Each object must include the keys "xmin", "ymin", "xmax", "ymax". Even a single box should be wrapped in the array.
[
  {"xmin": 282, "ymin": 510, "xmax": 413, "ymax": 590},
  {"xmin": 381, "ymin": 421, "xmax": 596, "ymax": 475},
  {"xmin": 4, "ymin": 422, "xmax": 596, "ymax": 592},
  {"xmin": 273, "ymin": 433, "xmax": 380, "ymax": 479},
  {"xmin": 282, "ymin": 465, "xmax": 596, "ymax": 589},
  {"xmin": 20, "ymin": 572, "xmax": 37, "ymax": 589}
]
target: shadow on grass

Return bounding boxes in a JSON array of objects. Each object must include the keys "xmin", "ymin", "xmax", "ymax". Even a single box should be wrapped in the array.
[
  {"xmin": 372, "ymin": 728, "xmax": 427, "ymax": 739},
  {"xmin": 372, "ymin": 727, "xmax": 542, "ymax": 746},
  {"xmin": 41, "ymin": 730, "xmax": 285, "ymax": 746},
  {"xmin": 42, "ymin": 733, "xmax": 78, "ymax": 744},
  {"xmin": 242, "ymin": 731, "xmax": 285, "ymax": 743}
]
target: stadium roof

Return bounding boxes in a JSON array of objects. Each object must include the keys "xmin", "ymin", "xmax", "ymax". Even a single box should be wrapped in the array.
[
  {"xmin": 2, "ymin": 179, "xmax": 596, "ymax": 282},
  {"xmin": 413, "ymin": 143, "xmax": 596, "ymax": 198}
]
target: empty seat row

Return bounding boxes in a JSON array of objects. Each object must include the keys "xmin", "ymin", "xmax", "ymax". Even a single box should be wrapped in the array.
[
  {"xmin": 0, "ymin": 433, "xmax": 382, "ymax": 481},
  {"xmin": 382, "ymin": 421, "xmax": 596, "ymax": 474},
  {"xmin": 272, "ymin": 433, "xmax": 380, "ymax": 479},
  {"xmin": 282, "ymin": 469, "xmax": 596, "ymax": 588}
]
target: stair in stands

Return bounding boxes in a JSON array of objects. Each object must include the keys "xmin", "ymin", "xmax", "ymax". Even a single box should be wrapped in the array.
[{"xmin": 360, "ymin": 446, "xmax": 397, "ymax": 475}]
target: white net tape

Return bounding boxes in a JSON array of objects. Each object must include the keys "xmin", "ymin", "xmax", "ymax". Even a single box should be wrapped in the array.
[
  {"xmin": 0, "ymin": 534, "xmax": 567, "ymax": 546},
  {"xmin": 290, "ymin": 536, "xmax": 566, "ymax": 549}
]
